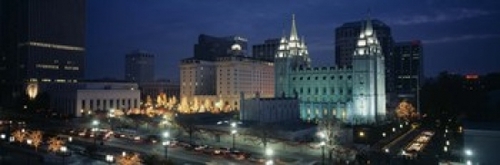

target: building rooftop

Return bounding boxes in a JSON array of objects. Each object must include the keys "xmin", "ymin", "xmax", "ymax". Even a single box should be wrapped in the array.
[{"xmin": 464, "ymin": 121, "xmax": 500, "ymax": 131}]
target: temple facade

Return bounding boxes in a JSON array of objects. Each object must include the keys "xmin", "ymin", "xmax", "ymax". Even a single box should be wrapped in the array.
[{"xmin": 274, "ymin": 15, "xmax": 386, "ymax": 124}]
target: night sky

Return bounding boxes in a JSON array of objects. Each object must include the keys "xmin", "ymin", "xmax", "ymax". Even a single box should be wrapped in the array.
[{"xmin": 87, "ymin": 0, "xmax": 500, "ymax": 81}]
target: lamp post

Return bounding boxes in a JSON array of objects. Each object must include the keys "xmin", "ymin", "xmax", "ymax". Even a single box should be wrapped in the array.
[
  {"xmin": 106, "ymin": 154, "xmax": 114, "ymax": 165},
  {"xmin": 231, "ymin": 130, "xmax": 237, "ymax": 149},
  {"xmin": 231, "ymin": 122, "xmax": 237, "ymax": 149},
  {"xmin": 265, "ymin": 148, "xmax": 274, "ymax": 165},
  {"xmin": 320, "ymin": 141, "xmax": 326, "ymax": 165},
  {"xmin": 163, "ymin": 131, "xmax": 170, "ymax": 160},
  {"xmin": 92, "ymin": 120, "xmax": 99, "ymax": 145},
  {"xmin": 465, "ymin": 149, "xmax": 473, "ymax": 165},
  {"xmin": 60, "ymin": 146, "xmax": 67, "ymax": 165},
  {"xmin": 109, "ymin": 109, "xmax": 115, "ymax": 130}
]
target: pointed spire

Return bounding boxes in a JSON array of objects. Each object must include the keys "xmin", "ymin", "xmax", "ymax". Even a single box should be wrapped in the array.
[
  {"xmin": 289, "ymin": 14, "xmax": 299, "ymax": 41},
  {"xmin": 364, "ymin": 10, "xmax": 373, "ymax": 36}
]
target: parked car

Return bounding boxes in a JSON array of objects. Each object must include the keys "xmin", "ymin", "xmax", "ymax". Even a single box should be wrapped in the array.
[{"xmin": 194, "ymin": 144, "xmax": 208, "ymax": 151}]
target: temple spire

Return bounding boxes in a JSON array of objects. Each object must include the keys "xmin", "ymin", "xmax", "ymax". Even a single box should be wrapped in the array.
[
  {"xmin": 289, "ymin": 14, "xmax": 299, "ymax": 41},
  {"xmin": 364, "ymin": 10, "xmax": 373, "ymax": 36}
]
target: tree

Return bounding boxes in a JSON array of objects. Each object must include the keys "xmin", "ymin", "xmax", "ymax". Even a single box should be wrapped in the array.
[
  {"xmin": 395, "ymin": 100, "xmax": 418, "ymax": 121},
  {"xmin": 246, "ymin": 123, "xmax": 274, "ymax": 149},
  {"xmin": 29, "ymin": 130, "xmax": 43, "ymax": 152},
  {"xmin": 318, "ymin": 116, "xmax": 344, "ymax": 163},
  {"xmin": 12, "ymin": 129, "xmax": 27, "ymax": 144},
  {"xmin": 175, "ymin": 115, "xmax": 199, "ymax": 144},
  {"xmin": 116, "ymin": 153, "xmax": 142, "ymax": 165},
  {"xmin": 48, "ymin": 137, "xmax": 65, "ymax": 153}
]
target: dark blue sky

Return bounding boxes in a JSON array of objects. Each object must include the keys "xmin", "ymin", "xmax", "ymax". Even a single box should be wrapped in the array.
[{"xmin": 86, "ymin": 0, "xmax": 500, "ymax": 81}]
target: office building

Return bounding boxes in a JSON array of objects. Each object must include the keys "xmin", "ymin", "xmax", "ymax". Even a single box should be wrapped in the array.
[
  {"xmin": 125, "ymin": 50, "xmax": 155, "ymax": 83},
  {"xmin": 179, "ymin": 55, "xmax": 274, "ymax": 113},
  {"xmin": 0, "ymin": 0, "xmax": 86, "ymax": 108},
  {"xmin": 252, "ymin": 38, "xmax": 280, "ymax": 62},
  {"xmin": 194, "ymin": 34, "xmax": 248, "ymax": 61},
  {"xmin": 393, "ymin": 41, "xmax": 423, "ymax": 110}
]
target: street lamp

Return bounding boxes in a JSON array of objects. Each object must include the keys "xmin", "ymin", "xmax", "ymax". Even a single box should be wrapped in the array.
[
  {"xmin": 265, "ymin": 148, "xmax": 274, "ymax": 165},
  {"xmin": 92, "ymin": 120, "xmax": 99, "ymax": 145},
  {"xmin": 163, "ymin": 131, "xmax": 170, "ymax": 160},
  {"xmin": 359, "ymin": 131, "xmax": 365, "ymax": 138},
  {"xmin": 231, "ymin": 122, "xmax": 237, "ymax": 149},
  {"xmin": 231, "ymin": 130, "xmax": 237, "ymax": 149},
  {"xmin": 27, "ymin": 139, "xmax": 32, "ymax": 146},
  {"xmin": 68, "ymin": 136, "xmax": 72, "ymax": 143},
  {"xmin": 106, "ymin": 154, "xmax": 114, "ymax": 165},
  {"xmin": 60, "ymin": 146, "xmax": 68, "ymax": 165},
  {"xmin": 465, "ymin": 149, "xmax": 473, "ymax": 156},
  {"xmin": 320, "ymin": 141, "xmax": 326, "ymax": 165},
  {"xmin": 464, "ymin": 149, "xmax": 474, "ymax": 165},
  {"xmin": 109, "ymin": 109, "xmax": 115, "ymax": 129}
]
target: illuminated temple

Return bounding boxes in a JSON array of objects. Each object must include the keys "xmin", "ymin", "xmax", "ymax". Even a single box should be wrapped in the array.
[{"xmin": 275, "ymin": 15, "xmax": 387, "ymax": 124}]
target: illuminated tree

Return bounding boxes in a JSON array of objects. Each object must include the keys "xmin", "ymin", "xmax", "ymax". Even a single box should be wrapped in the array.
[
  {"xmin": 145, "ymin": 95, "xmax": 153, "ymax": 107},
  {"xmin": 179, "ymin": 97, "xmax": 189, "ymax": 113},
  {"xmin": 156, "ymin": 94, "xmax": 163, "ymax": 107},
  {"xmin": 203, "ymin": 99, "xmax": 211, "ymax": 112},
  {"xmin": 395, "ymin": 99, "xmax": 418, "ymax": 121},
  {"xmin": 12, "ymin": 130, "xmax": 27, "ymax": 144},
  {"xmin": 48, "ymin": 137, "xmax": 65, "ymax": 153},
  {"xmin": 28, "ymin": 130, "xmax": 43, "ymax": 152},
  {"xmin": 116, "ymin": 153, "xmax": 141, "ymax": 165},
  {"xmin": 191, "ymin": 97, "xmax": 199, "ymax": 112},
  {"xmin": 167, "ymin": 96, "xmax": 177, "ymax": 110},
  {"xmin": 318, "ymin": 116, "xmax": 344, "ymax": 163}
]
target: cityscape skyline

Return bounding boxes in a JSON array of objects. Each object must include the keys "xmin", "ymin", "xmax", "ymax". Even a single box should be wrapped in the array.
[{"xmin": 87, "ymin": 0, "xmax": 500, "ymax": 81}]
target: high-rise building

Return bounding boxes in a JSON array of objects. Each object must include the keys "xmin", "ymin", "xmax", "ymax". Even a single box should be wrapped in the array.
[
  {"xmin": 252, "ymin": 38, "xmax": 280, "ymax": 62},
  {"xmin": 179, "ymin": 55, "xmax": 274, "ymax": 112},
  {"xmin": 194, "ymin": 34, "xmax": 248, "ymax": 61},
  {"xmin": 335, "ymin": 19, "xmax": 395, "ymax": 101},
  {"xmin": 393, "ymin": 40, "xmax": 423, "ymax": 109},
  {"xmin": 180, "ymin": 58, "xmax": 217, "ymax": 96},
  {"xmin": 0, "ymin": 0, "xmax": 86, "ymax": 108},
  {"xmin": 125, "ymin": 50, "xmax": 155, "ymax": 83}
]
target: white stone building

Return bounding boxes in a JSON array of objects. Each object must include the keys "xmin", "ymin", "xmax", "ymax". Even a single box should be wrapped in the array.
[
  {"xmin": 74, "ymin": 82, "xmax": 140, "ymax": 117},
  {"xmin": 239, "ymin": 92, "xmax": 299, "ymax": 123},
  {"xmin": 180, "ymin": 55, "xmax": 274, "ymax": 112},
  {"xmin": 275, "ymin": 15, "xmax": 386, "ymax": 124},
  {"xmin": 49, "ymin": 82, "xmax": 140, "ymax": 117}
]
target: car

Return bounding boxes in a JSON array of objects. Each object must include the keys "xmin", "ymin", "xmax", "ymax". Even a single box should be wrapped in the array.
[
  {"xmin": 212, "ymin": 147, "xmax": 231, "ymax": 156},
  {"xmin": 229, "ymin": 150, "xmax": 246, "ymax": 160},
  {"xmin": 194, "ymin": 145, "xmax": 208, "ymax": 151},
  {"xmin": 247, "ymin": 155, "xmax": 266, "ymax": 163},
  {"xmin": 145, "ymin": 135, "xmax": 160, "ymax": 144}
]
